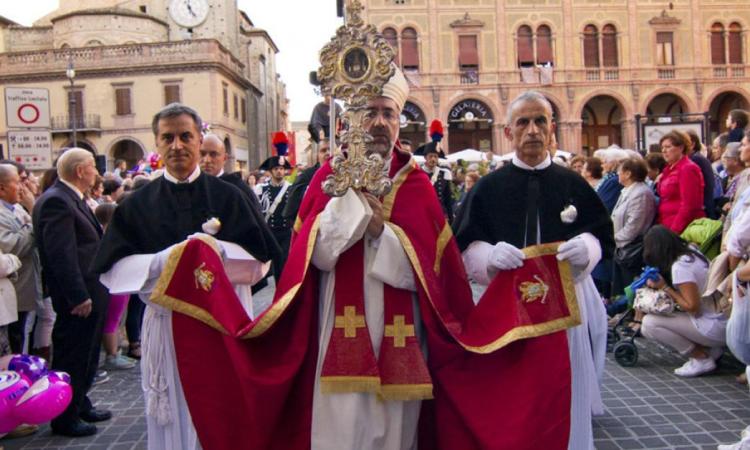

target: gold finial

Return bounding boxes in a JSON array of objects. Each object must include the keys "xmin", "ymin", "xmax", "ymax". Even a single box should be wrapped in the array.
[
  {"xmin": 346, "ymin": 0, "xmax": 365, "ymax": 25},
  {"xmin": 317, "ymin": 0, "xmax": 396, "ymax": 197}
]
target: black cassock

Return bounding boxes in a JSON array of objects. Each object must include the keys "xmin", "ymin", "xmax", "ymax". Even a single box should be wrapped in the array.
[
  {"xmin": 453, "ymin": 162, "xmax": 614, "ymax": 257},
  {"xmin": 92, "ymin": 173, "xmax": 280, "ymax": 274}
]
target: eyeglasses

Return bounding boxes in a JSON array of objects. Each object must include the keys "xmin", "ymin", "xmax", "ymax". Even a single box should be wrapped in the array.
[{"xmin": 363, "ymin": 109, "xmax": 399, "ymax": 124}]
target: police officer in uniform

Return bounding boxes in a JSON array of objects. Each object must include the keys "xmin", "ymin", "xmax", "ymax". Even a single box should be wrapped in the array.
[
  {"xmin": 420, "ymin": 141, "xmax": 454, "ymax": 219},
  {"xmin": 257, "ymin": 154, "xmax": 293, "ymax": 282}
]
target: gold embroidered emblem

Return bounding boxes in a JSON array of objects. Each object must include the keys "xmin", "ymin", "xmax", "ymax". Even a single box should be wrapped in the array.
[
  {"xmin": 519, "ymin": 275, "xmax": 549, "ymax": 304},
  {"xmin": 334, "ymin": 306, "xmax": 366, "ymax": 338},
  {"xmin": 194, "ymin": 262, "xmax": 215, "ymax": 292},
  {"xmin": 384, "ymin": 315, "xmax": 416, "ymax": 348}
]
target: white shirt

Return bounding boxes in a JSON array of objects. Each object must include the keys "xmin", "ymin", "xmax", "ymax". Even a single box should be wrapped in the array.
[
  {"xmin": 672, "ymin": 254, "xmax": 727, "ymax": 341},
  {"xmin": 59, "ymin": 179, "xmax": 84, "ymax": 200},
  {"xmin": 511, "ymin": 153, "xmax": 552, "ymax": 171},
  {"xmin": 163, "ymin": 166, "xmax": 201, "ymax": 184}
]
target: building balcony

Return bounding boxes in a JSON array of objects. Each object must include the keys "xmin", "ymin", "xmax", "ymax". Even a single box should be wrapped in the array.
[
  {"xmin": 460, "ymin": 68, "xmax": 479, "ymax": 84},
  {"xmin": 0, "ymin": 39, "xmax": 246, "ymax": 81},
  {"xmin": 712, "ymin": 64, "xmax": 746, "ymax": 78},
  {"xmin": 585, "ymin": 68, "xmax": 620, "ymax": 81},
  {"xmin": 51, "ymin": 114, "xmax": 101, "ymax": 132},
  {"xmin": 657, "ymin": 68, "xmax": 676, "ymax": 79},
  {"xmin": 423, "ymin": 63, "xmax": 750, "ymax": 89}
]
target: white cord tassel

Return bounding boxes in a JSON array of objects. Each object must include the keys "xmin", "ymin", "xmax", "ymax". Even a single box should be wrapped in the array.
[{"xmin": 142, "ymin": 305, "xmax": 172, "ymax": 426}]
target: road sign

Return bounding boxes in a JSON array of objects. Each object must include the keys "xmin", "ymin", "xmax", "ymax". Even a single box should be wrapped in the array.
[
  {"xmin": 7, "ymin": 130, "xmax": 53, "ymax": 170},
  {"xmin": 5, "ymin": 87, "xmax": 51, "ymax": 128}
]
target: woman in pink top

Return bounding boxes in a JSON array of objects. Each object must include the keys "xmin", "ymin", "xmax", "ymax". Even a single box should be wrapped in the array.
[{"xmin": 657, "ymin": 130, "xmax": 705, "ymax": 234}]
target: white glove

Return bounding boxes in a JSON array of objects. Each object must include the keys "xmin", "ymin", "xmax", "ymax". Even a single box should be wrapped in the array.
[
  {"xmin": 488, "ymin": 242, "xmax": 525, "ymax": 271},
  {"xmin": 556, "ymin": 236, "xmax": 589, "ymax": 269}
]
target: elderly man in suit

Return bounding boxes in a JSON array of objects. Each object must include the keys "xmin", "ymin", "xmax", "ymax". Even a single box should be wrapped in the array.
[
  {"xmin": 32, "ymin": 148, "xmax": 110, "ymax": 437},
  {"xmin": 0, "ymin": 164, "xmax": 42, "ymax": 355}
]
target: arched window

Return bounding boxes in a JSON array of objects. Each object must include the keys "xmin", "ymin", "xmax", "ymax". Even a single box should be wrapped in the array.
[
  {"xmin": 517, "ymin": 25, "xmax": 534, "ymax": 67},
  {"xmin": 383, "ymin": 27, "xmax": 399, "ymax": 65},
  {"xmin": 86, "ymin": 40, "xmax": 103, "ymax": 47},
  {"xmin": 583, "ymin": 25, "xmax": 599, "ymax": 67},
  {"xmin": 401, "ymin": 27, "xmax": 419, "ymax": 70},
  {"xmin": 536, "ymin": 25, "xmax": 553, "ymax": 65},
  {"xmin": 602, "ymin": 24, "xmax": 618, "ymax": 67},
  {"xmin": 729, "ymin": 22, "xmax": 743, "ymax": 64},
  {"xmin": 711, "ymin": 23, "xmax": 726, "ymax": 65}
]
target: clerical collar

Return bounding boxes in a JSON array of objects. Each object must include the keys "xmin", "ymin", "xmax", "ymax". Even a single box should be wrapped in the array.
[
  {"xmin": 511, "ymin": 153, "xmax": 552, "ymax": 171},
  {"xmin": 163, "ymin": 165, "xmax": 201, "ymax": 184},
  {"xmin": 59, "ymin": 179, "xmax": 84, "ymax": 200},
  {"xmin": 217, "ymin": 169, "xmax": 225, "ymax": 177}
]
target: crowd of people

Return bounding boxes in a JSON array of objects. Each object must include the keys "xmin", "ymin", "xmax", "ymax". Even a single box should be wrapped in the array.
[{"xmin": 2, "ymin": 63, "xmax": 750, "ymax": 449}]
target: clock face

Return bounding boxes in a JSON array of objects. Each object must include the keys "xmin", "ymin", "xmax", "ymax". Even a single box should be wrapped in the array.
[{"xmin": 169, "ymin": 0, "xmax": 209, "ymax": 28}]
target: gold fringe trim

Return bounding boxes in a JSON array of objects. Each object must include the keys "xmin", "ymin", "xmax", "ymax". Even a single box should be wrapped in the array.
[
  {"xmin": 522, "ymin": 242, "xmax": 562, "ymax": 259},
  {"xmin": 433, "ymin": 222, "xmax": 453, "ymax": 274},
  {"xmin": 293, "ymin": 215, "xmax": 303, "ymax": 233},
  {"xmin": 320, "ymin": 376, "xmax": 381, "ymax": 394},
  {"xmin": 242, "ymin": 215, "xmax": 322, "ymax": 338},
  {"xmin": 379, "ymin": 384, "xmax": 434, "ymax": 401},
  {"xmin": 388, "ymin": 224, "xmax": 581, "ymax": 354},
  {"xmin": 382, "ymin": 160, "xmax": 415, "ymax": 222}
]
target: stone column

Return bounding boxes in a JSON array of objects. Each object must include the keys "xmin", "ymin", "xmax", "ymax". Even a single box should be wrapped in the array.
[
  {"xmin": 620, "ymin": 118, "xmax": 636, "ymax": 150},
  {"xmin": 492, "ymin": 122, "xmax": 504, "ymax": 155},
  {"xmin": 562, "ymin": 120, "xmax": 583, "ymax": 153}
]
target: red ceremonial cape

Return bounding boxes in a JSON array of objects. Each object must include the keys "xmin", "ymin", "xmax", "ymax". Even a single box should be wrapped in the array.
[
  {"xmin": 290, "ymin": 148, "xmax": 579, "ymax": 449},
  {"xmin": 150, "ymin": 236, "xmax": 319, "ymax": 450},
  {"xmin": 152, "ymin": 146, "xmax": 580, "ymax": 450}
]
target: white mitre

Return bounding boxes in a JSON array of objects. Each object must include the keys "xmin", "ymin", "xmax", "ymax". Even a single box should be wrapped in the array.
[{"xmin": 381, "ymin": 64, "xmax": 409, "ymax": 111}]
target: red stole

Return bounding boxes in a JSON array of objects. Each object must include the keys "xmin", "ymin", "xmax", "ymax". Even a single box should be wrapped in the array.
[{"xmin": 319, "ymin": 239, "xmax": 432, "ymax": 400}]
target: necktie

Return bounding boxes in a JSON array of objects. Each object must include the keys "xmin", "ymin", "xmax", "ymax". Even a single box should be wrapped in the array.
[{"xmin": 525, "ymin": 173, "xmax": 540, "ymax": 247}]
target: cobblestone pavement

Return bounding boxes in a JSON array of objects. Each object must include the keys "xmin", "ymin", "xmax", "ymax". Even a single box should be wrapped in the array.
[{"xmin": 2, "ymin": 283, "xmax": 749, "ymax": 449}]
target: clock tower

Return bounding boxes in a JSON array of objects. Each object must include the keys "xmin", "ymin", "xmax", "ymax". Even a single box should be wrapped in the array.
[{"xmin": 160, "ymin": 0, "xmax": 240, "ymax": 53}]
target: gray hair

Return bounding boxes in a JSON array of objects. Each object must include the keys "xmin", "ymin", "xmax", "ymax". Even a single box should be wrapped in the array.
[
  {"xmin": 724, "ymin": 142, "xmax": 742, "ymax": 159},
  {"xmin": 202, "ymin": 133, "xmax": 225, "ymax": 150},
  {"xmin": 0, "ymin": 164, "xmax": 18, "ymax": 184},
  {"xmin": 151, "ymin": 103, "xmax": 202, "ymax": 136},
  {"xmin": 57, "ymin": 148, "xmax": 94, "ymax": 181},
  {"xmin": 505, "ymin": 91, "xmax": 554, "ymax": 125}
]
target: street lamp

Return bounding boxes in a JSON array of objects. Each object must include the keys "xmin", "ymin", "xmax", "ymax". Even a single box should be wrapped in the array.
[{"xmin": 66, "ymin": 57, "xmax": 77, "ymax": 148}]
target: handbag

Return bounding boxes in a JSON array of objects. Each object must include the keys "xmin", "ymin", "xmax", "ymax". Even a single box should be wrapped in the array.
[
  {"xmin": 614, "ymin": 235, "xmax": 644, "ymax": 273},
  {"xmin": 633, "ymin": 287, "xmax": 675, "ymax": 315}
]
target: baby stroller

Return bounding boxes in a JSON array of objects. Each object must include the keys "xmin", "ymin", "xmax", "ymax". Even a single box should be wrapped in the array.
[
  {"xmin": 606, "ymin": 267, "xmax": 660, "ymax": 367},
  {"xmin": 681, "ymin": 218, "xmax": 723, "ymax": 261}
]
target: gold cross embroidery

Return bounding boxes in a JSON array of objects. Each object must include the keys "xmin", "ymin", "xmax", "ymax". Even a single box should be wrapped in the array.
[
  {"xmin": 384, "ymin": 315, "xmax": 415, "ymax": 348},
  {"xmin": 334, "ymin": 306, "xmax": 366, "ymax": 338}
]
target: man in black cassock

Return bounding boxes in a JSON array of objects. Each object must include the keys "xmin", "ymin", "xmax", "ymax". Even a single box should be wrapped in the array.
[
  {"xmin": 91, "ymin": 103, "xmax": 278, "ymax": 276},
  {"xmin": 282, "ymin": 138, "xmax": 330, "ymax": 222},
  {"xmin": 92, "ymin": 103, "xmax": 277, "ymax": 448},
  {"xmin": 198, "ymin": 133, "xmax": 264, "ymax": 208},
  {"xmin": 452, "ymin": 90, "xmax": 614, "ymax": 450},
  {"xmin": 420, "ymin": 142, "xmax": 454, "ymax": 219},
  {"xmin": 198, "ymin": 133, "xmax": 280, "ymax": 292},
  {"xmin": 257, "ymin": 154, "xmax": 292, "ymax": 282}
]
